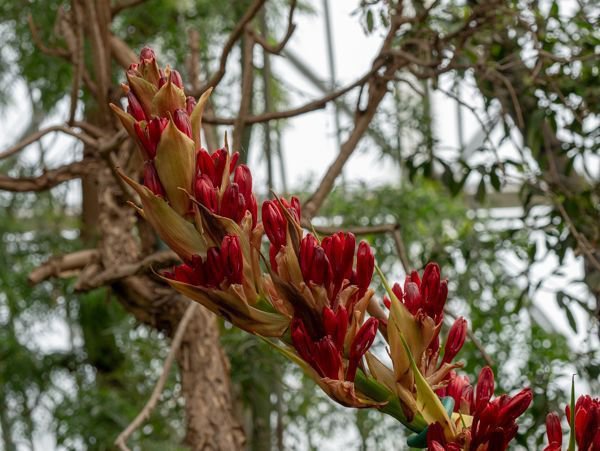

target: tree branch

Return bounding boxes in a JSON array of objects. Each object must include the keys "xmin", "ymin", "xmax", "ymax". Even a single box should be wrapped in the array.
[
  {"xmin": 114, "ymin": 303, "xmax": 198, "ymax": 451},
  {"xmin": 0, "ymin": 125, "xmax": 99, "ymax": 160},
  {"xmin": 28, "ymin": 249, "xmax": 100, "ymax": 285},
  {"xmin": 249, "ymin": 0, "xmax": 297, "ymax": 55},
  {"xmin": 0, "ymin": 158, "xmax": 100, "ymax": 192},
  {"xmin": 194, "ymin": 0, "xmax": 267, "ymax": 95},
  {"xmin": 75, "ymin": 250, "xmax": 180, "ymax": 291}
]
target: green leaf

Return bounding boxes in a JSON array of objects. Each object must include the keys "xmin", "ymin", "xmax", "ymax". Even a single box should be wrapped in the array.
[
  {"xmin": 567, "ymin": 375, "xmax": 576, "ymax": 451},
  {"xmin": 476, "ymin": 177, "xmax": 486, "ymax": 203},
  {"xmin": 366, "ymin": 9, "xmax": 374, "ymax": 33},
  {"xmin": 490, "ymin": 167, "xmax": 501, "ymax": 192}
]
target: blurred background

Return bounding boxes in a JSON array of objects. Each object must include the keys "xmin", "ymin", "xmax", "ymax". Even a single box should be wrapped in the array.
[{"xmin": 0, "ymin": 0, "xmax": 598, "ymax": 450}]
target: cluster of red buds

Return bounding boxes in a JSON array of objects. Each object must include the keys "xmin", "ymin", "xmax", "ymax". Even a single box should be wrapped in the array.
[
  {"xmin": 545, "ymin": 394, "xmax": 600, "ymax": 450},
  {"xmin": 111, "ymin": 47, "xmax": 599, "ymax": 451},
  {"xmin": 167, "ymin": 235, "xmax": 243, "ymax": 287},
  {"xmin": 428, "ymin": 367, "xmax": 533, "ymax": 449}
]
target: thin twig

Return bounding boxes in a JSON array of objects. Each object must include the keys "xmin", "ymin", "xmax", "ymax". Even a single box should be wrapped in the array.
[
  {"xmin": 114, "ymin": 303, "xmax": 198, "ymax": 451},
  {"xmin": 203, "ymin": 62, "xmax": 385, "ymax": 126},
  {"xmin": 250, "ymin": 0, "xmax": 297, "ymax": 55},
  {"xmin": 0, "ymin": 125, "xmax": 98, "ymax": 160},
  {"xmin": 196, "ymin": 0, "xmax": 266, "ymax": 95}
]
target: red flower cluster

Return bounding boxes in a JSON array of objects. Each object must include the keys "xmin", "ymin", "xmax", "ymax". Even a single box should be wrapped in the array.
[
  {"xmin": 299, "ymin": 233, "xmax": 374, "ymax": 307},
  {"xmin": 384, "ymin": 263, "xmax": 448, "ymax": 324},
  {"xmin": 168, "ymin": 235, "xmax": 243, "ymax": 287},
  {"xmin": 428, "ymin": 367, "xmax": 533, "ymax": 450},
  {"xmin": 567, "ymin": 395, "xmax": 600, "ymax": 450},
  {"xmin": 289, "ymin": 233, "xmax": 378, "ymax": 383},
  {"xmin": 291, "ymin": 315, "xmax": 378, "ymax": 382},
  {"xmin": 545, "ymin": 395, "xmax": 600, "ymax": 450},
  {"xmin": 195, "ymin": 149, "xmax": 258, "ymax": 226}
]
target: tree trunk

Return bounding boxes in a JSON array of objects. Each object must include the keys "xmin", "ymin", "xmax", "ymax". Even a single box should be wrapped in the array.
[{"xmin": 177, "ymin": 306, "xmax": 246, "ymax": 450}]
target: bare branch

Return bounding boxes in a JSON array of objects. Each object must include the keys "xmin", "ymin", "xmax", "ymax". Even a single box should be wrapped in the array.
[
  {"xmin": 27, "ymin": 15, "xmax": 69, "ymax": 58},
  {"xmin": 0, "ymin": 158, "xmax": 99, "ymax": 192},
  {"xmin": 75, "ymin": 250, "xmax": 180, "ymax": 291},
  {"xmin": 195, "ymin": 0, "xmax": 267, "ymax": 95},
  {"xmin": 250, "ymin": 0, "xmax": 297, "ymax": 55},
  {"xmin": 114, "ymin": 303, "xmax": 198, "ymax": 451},
  {"xmin": 203, "ymin": 62, "xmax": 385, "ymax": 127},
  {"xmin": 0, "ymin": 125, "xmax": 98, "ymax": 160}
]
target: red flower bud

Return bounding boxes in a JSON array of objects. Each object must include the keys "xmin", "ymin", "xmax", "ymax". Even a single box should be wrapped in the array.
[
  {"xmin": 313, "ymin": 336, "xmax": 342, "ymax": 380},
  {"xmin": 291, "ymin": 318, "xmax": 315, "ymax": 366},
  {"xmin": 221, "ymin": 183, "xmax": 246, "ymax": 224},
  {"xmin": 299, "ymin": 234, "xmax": 317, "ymax": 282},
  {"xmin": 498, "ymin": 388, "xmax": 533, "ymax": 425},
  {"xmin": 545, "ymin": 412, "xmax": 562, "ymax": 449},
  {"xmin": 134, "ymin": 122, "xmax": 154, "ymax": 159},
  {"xmin": 143, "ymin": 161, "xmax": 165, "ymax": 197},
  {"xmin": 426, "ymin": 423, "xmax": 446, "ymax": 449},
  {"xmin": 212, "ymin": 149, "xmax": 228, "ymax": 187},
  {"xmin": 234, "ymin": 164, "xmax": 253, "ymax": 199},
  {"xmin": 169, "ymin": 69, "xmax": 183, "ymax": 89},
  {"xmin": 169, "ymin": 262, "xmax": 198, "ymax": 285},
  {"xmin": 127, "ymin": 91, "xmax": 146, "ymax": 121},
  {"xmin": 194, "ymin": 174, "xmax": 218, "ymax": 212},
  {"xmin": 346, "ymin": 317, "xmax": 378, "ymax": 381},
  {"xmin": 206, "ymin": 247, "xmax": 224, "ymax": 287},
  {"xmin": 173, "ymin": 108, "xmax": 192, "ymax": 139},
  {"xmin": 476, "ymin": 366, "xmax": 495, "ymax": 414},
  {"xmin": 383, "ymin": 295, "xmax": 391, "ymax": 309},
  {"xmin": 442, "ymin": 317, "xmax": 467, "ymax": 365},
  {"xmin": 392, "ymin": 282, "xmax": 403, "ymax": 303},
  {"xmin": 196, "ymin": 149, "xmax": 217, "ymax": 185},
  {"xmin": 306, "ymin": 245, "xmax": 332, "ymax": 287},
  {"xmin": 322, "ymin": 232, "xmax": 355, "ymax": 289},
  {"xmin": 136, "ymin": 117, "xmax": 168, "ymax": 159},
  {"xmin": 322, "ymin": 306, "xmax": 348, "ymax": 352},
  {"xmin": 186, "ymin": 96, "xmax": 197, "ymax": 116},
  {"xmin": 140, "ymin": 47, "xmax": 155, "ymax": 62},
  {"xmin": 221, "ymin": 235, "xmax": 243, "ymax": 285},
  {"xmin": 404, "ymin": 282, "xmax": 422, "ymax": 314},
  {"xmin": 148, "ymin": 117, "xmax": 168, "ymax": 147},
  {"xmin": 262, "ymin": 200, "xmax": 287, "ymax": 249},
  {"xmin": 356, "ymin": 241, "xmax": 374, "ymax": 294}
]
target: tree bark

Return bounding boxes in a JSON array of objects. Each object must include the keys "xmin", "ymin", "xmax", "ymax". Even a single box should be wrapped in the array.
[{"xmin": 177, "ymin": 305, "xmax": 246, "ymax": 450}]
